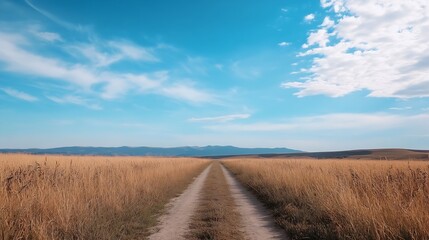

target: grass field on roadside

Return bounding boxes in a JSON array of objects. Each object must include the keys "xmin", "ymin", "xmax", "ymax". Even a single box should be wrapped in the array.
[
  {"xmin": 0, "ymin": 154, "xmax": 209, "ymax": 240},
  {"xmin": 222, "ymin": 158, "xmax": 429, "ymax": 240}
]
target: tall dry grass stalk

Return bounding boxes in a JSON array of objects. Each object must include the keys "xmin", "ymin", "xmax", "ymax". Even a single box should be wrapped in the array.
[
  {"xmin": 0, "ymin": 154, "xmax": 209, "ymax": 240},
  {"xmin": 222, "ymin": 158, "xmax": 429, "ymax": 240}
]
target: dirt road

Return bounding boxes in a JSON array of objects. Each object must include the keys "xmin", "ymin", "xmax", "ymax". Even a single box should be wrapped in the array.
[
  {"xmin": 221, "ymin": 165, "xmax": 289, "ymax": 240},
  {"xmin": 148, "ymin": 161, "xmax": 288, "ymax": 240},
  {"xmin": 148, "ymin": 164, "xmax": 212, "ymax": 240}
]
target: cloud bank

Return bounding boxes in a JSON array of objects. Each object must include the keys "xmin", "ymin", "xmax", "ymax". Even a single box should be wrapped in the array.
[{"xmin": 283, "ymin": 0, "xmax": 429, "ymax": 99}]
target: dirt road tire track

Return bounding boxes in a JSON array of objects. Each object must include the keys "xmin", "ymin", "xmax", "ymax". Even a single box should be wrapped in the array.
[
  {"xmin": 148, "ymin": 164, "xmax": 212, "ymax": 240},
  {"xmin": 221, "ymin": 164, "xmax": 289, "ymax": 240},
  {"xmin": 148, "ymin": 162, "xmax": 288, "ymax": 240}
]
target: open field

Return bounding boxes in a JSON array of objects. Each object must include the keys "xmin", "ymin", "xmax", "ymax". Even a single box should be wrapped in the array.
[
  {"xmin": 222, "ymin": 158, "xmax": 429, "ymax": 240},
  {"xmin": 3, "ymin": 153, "xmax": 429, "ymax": 240},
  {"xmin": 0, "ymin": 154, "xmax": 209, "ymax": 239}
]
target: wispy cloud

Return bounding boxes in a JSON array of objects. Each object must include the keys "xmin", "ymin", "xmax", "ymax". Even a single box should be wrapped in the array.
[
  {"xmin": 1, "ymin": 87, "xmax": 38, "ymax": 102},
  {"xmin": 0, "ymin": 32, "xmax": 99, "ymax": 87},
  {"xmin": 180, "ymin": 56, "xmax": 208, "ymax": 75},
  {"xmin": 70, "ymin": 41, "xmax": 158, "ymax": 68},
  {"xmin": 0, "ymin": 30, "xmax": 216, "ymax": 104},
  {"xmin": 205, "ymin": 113, "xmax": 429, "ymax": 132},
  {"xmin": 25, "ymin": 0, "xmax": 87, "ymax": 32},
  {"xmin": 69, "ymin": 45, "xmax": 122, "ymax": 67},
  {"xmin": 389, "ymin": 107, "xmax": 412, "ymax": 111},
  {"xmin": 230, "ymin": 61, "xmax": 261, "ymax": 79},
  {"xmin": 160, "ymin": 83, "xmax": 215, "ymax": 103},
  {"xmin": 28, "ymin": 25, "xmax": 62, "ymax": 42},
  {"xmin": 189, "ymin": 114, "xmax": 250, "ymax": 123},
  {"xmin": 108, "ymin": 41, "xmax": 158, "ymax": 62},
  {"xmin": 47, "ymin": 95, "xmax": 102, "ymax": 110},
  {"xmin": 35, "ymin": 31, "xmax": 62, "ymax": 42},
  {"xmin": 284, "ymin": 0, "xmax": 429, "ymax": 99}
]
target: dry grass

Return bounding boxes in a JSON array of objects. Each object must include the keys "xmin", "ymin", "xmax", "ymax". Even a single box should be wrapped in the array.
[
  {"xmin": 187, "ymin": 162, "xmax": 244, "ymax": 240},
  {"xmin": 222, "ymin": 158, "xmax": 429, "ymax": 240},
  {"xmin": 0, "ymin": 154, "xmax": 210, "ymax": 240}
]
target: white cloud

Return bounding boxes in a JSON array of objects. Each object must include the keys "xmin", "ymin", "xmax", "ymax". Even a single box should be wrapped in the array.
[
  {"xmin": 304, "ymin": 14, "xmax": 315, "ymax": 22},
  {"xmin": 1, "ymin": 87, "xmax": 38, "ymax": 102},
  {"xmin": 307, "ymin": 28, "xmax": 330, "ymax": 47},
  {"xmin": 189, "ymin": 114, "xmax": 250, "ymax": 123},
  {"xmin": 283, "ymin": 0, "xmax": 429, "ymax": 99},
  {"xmin": 281, "ymin": 8, "xmax": 288, "ymax": 13},
  {"xmin": 278, "ymin": 41, "xmax": 291, "ymax": 47},
  {"xmin": 320, "ymin": 0, "xmax": 345, "ymax": 12},
  {"xmin": 320, "ymin": 16, "xmax": 334, "ymax": 28}
]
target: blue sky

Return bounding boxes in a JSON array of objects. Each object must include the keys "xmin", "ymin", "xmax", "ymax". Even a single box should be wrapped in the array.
[{"xmin": 0, "ymin": 0, "xmax": 428, "ymax": 151}]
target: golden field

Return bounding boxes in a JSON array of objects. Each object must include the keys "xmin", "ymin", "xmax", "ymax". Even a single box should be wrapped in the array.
[
  {"xmin": 0, "ymin": 154, "xmax": 209, "ymax": 240},
  {"xmin": 222, "ymin": 158, "xmax": 429, "ymax": 240}
]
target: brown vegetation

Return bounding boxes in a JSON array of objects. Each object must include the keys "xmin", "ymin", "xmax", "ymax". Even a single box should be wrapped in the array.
[
  {"xmin": 0, "ymin": 154, "xmax": 209, "ymax": 240},
  {"xmin": 187, "ymin": 162, "xmax": 244, "ymax": 240},
  {"xmin": 222, "ymin": 158, "xmax": 429, "ymax": 240}
]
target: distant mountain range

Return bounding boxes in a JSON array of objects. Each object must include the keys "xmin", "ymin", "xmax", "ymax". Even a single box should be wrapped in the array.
[{"xmin": 0, "ymin": 146, "xmax": 302, "ymax": 157}]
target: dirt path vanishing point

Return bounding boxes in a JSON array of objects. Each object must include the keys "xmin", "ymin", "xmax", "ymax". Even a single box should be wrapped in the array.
[
  {"xmin": 148, "ymin": 164, "xmax": 212, "ymax": 240},
  {"xmin": 221, "ymin": 164, "xmax": 289, "ymax": 240},
  {"xmin": 149, "ymin": 161, "xmax": 288, "ymax": 240}
]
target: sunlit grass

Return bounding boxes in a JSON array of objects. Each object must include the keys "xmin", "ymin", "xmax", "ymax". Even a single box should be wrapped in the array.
[
  {"xmin": 0, "ymin": 154, "xmax": 209, "ymax": 239},
  {"xmin": 223, "ymin": 158, "xmax": 429, "ymax": 239}
]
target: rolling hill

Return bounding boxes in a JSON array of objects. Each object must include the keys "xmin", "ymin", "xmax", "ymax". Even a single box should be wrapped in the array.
[
  {"xmin": 223, "ymin": 148, "xmax": 429, "ymax": 160},
  {"xmin": 0, "ymin": 146, "xmax": 302, "ymax": 157}
]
